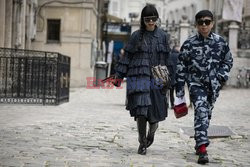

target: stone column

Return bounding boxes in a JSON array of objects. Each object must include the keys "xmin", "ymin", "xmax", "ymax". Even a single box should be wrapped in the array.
[
  {"xmin": 20, "ymin": 0, "xmax": 26, "ymax": 49},
  {"xmin": 0, "ymin": 0, "xmax": 6, "ymax": 47},
  {"xmin": 179, "ymin": 15, "xmax": 190, "ymax": 46},
  {"xmin": 5, "ymin": 0, "xmax": 13, "ymax": 48},
  {"xmin": 12, "ymin": 0, "xmax": 19, "ymax": 48},
  {"xmin": 228, "ymin": 21, "xmax": 239, "ymax": 56},
  {"xmin": 26, "ymin": 1, "xmax": 32, "ymax": 50},
  {"xmin": 228, "ymin": 21, "xmax": 240, "ymax": 86}
]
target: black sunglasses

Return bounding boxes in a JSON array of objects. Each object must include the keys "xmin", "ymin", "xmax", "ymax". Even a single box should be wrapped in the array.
[
  {"xmin": 197, "ymin": 19, "xmax": 212, "ymax": 26},
  {"xmin": 144, "ymin": 16, "xmax": 158, "ymax": 23}
]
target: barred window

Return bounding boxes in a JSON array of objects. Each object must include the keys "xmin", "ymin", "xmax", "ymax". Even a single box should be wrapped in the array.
[{"xmin": 47, "ymin": 19, "xmax": 60, "ymax": 43}]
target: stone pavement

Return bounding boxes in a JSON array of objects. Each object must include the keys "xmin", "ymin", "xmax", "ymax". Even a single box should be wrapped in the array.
[{"xmin": 0, "ymin": 85, "xmax": 250, "ymax": 167}]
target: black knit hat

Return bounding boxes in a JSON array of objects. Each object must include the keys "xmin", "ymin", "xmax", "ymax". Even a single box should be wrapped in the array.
[{"xmin": 195, "ymin": 10, "xmax": 213, "ymax": 21}]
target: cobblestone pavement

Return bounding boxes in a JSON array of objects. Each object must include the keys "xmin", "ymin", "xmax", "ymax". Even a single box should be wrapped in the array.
[{"xmin": 0, "ymin": 86, "xmax": 250, "ymax": 167}]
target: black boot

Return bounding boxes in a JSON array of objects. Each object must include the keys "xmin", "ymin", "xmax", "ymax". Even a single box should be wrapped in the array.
[
  {"xmin": 147, "ymin": 122, "xmax": 158, "ymax": 148},
  {"xmin": 136, "ymin": 116, "xmax": 147, "ymax": 155},
  {"xmin": 198, "ymin": 152, "xmax": 209, "ymax": 164}
]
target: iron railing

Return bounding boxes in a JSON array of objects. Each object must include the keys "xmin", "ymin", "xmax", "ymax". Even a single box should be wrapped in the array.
[
  {"xmin": 238, "ymin": 26, "xmax": 250, "ymax": 49},
  {"xmin": 0, "ymin": 47, "xmax": 70, "ymax": 105}
]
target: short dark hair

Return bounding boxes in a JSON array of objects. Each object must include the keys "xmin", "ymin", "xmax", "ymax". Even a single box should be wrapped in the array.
[{"xmin": 195, "ymin": 10, "xmax": 213, "ymax": 21}]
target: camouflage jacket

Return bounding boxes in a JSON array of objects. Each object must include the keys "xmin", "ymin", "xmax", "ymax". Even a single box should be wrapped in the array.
[{"xmin": 175, "ymin": 32, "xmax": 233, "ymax": 102}]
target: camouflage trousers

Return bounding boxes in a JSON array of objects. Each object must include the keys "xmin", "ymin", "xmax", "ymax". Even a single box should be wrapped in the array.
[{"xmin": 190, "ymin": 85, "xmax": 215, "ymax": 149}]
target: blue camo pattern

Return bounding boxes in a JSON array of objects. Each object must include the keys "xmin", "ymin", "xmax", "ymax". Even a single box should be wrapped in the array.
[{"xmin": 175, "ymin": 32, "xmax": 233, "ymax": 148}]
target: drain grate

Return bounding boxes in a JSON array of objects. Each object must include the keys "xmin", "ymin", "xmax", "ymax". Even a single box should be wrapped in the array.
[{"xmin": 180, "ymin": 125, "xmax": 235, "ymax": 138}]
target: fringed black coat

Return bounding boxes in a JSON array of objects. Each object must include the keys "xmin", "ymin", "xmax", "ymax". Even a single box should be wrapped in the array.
[{"xmin": 115, "ymin": 27, "xmax": 173, "ymax": 122}]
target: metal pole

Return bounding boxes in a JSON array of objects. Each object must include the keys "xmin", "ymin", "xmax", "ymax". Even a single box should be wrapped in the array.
[{"xmin": 105, "ymin": 15, "xmax": 108, "ymax": 77}]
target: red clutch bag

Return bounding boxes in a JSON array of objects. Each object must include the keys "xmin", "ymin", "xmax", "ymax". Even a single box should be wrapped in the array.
[
  {"xmin": 101, "ymin": 75, "xmax": 122, "ymax": 87},
  {"xmin": 174, "ymin": 103, "xmax": 188, "ymax": 118}
]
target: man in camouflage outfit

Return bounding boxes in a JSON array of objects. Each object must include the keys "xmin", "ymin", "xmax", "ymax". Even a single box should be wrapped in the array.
[{"xmin": 175, "ymin": 10, "xmax": 233, "ymax": 164}]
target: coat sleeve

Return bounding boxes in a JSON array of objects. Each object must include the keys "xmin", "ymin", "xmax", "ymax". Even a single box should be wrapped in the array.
[
  {"xmin": 217, "ymin": 42, "xmax": 233, "ymax": 82},
  {"xmin": 175, "ymin": 41, "xmax": 189, "ymax": 98},
  {"xmin": 163, "ymin": 33, "xmax": 175, "ymax": 86},
  {"xmin": 115, "ymin": 31, "xmax": 138, "ymax": 79}
]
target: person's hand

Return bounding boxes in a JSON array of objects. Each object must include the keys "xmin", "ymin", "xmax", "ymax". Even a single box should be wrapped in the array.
[
  {"xmin": 101, "ymin": 75, "xmax": 122, "ymax": 87},
  {"xmin": 110, "ymin": 75, "xmax": 122, "ymax": 87},
  {"xmin": 174, "ymin": 96, "xmax": 186, "ymax": 106},
  {"xmin": 173, "ymin": 96, "xmax": 188, "ymax": 118},
  {"xmin": 217, "ymin": 74, "xmax": 226, "ymax": 84},
  {"xmin": 112, "ymin": 76, "xmax": 122, "ymax": 87}
]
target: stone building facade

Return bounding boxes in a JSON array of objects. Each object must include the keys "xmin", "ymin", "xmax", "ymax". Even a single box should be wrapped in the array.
[
  {"xmin": 0, "ymin": 0, "xmax": 37, "ymax": 49},
  {"xmin": 0, "ymin": 0, "xmax": 107, "ymax": 87},
  {"xmin": 32, "ymin": 0, "xmax": 103, "ymax": 87}
]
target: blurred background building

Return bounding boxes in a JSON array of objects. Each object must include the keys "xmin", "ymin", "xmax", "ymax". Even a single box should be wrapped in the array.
[
  {"xmin": 0, "ymin": 0, "xmax": 108, "ymax": 87},
  {"xmin": 108, "ymin": 0, "xmax": 250, "ymax": 86},
  {"xmin": 0, "ymin": 0, "xmax": 250, "ymax": 87}
]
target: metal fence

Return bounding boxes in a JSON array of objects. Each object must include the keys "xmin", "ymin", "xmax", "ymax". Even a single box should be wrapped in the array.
[
  {"xmin": 0, "ymin": 48, "xmax": 70, "ymax": 105},
  {"xmin": 238, "ymin": 25, "xmax": 250, "ymax": 49}
]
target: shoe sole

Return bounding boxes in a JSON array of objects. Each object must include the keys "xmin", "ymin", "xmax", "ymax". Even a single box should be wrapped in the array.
[
  {"xmin": 198, "ymin": 159, "xmax": 209, "ymax": 164},
  {"xmin": 198, "ymin": 157, "xmax": 209, "ymax": 164}
]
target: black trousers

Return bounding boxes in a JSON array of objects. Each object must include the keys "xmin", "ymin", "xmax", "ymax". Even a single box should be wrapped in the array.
[{"xmin": 169, "ymin": 88, "xmax": 174, "ymax": 108}]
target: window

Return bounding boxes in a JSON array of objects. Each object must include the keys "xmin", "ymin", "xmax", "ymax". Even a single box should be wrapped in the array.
[
  {"xmin": 112, "ymin": 1, "xmax": 118, "ymax": 16},
  {"xmin": 47, "ymin": 19, "xmax": 60, "ymax": 43}
]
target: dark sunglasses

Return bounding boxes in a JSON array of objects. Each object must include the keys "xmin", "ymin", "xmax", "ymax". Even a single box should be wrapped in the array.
[
  {"xmin": 144, "ymin": 16, "xmax": 158, "ymax": 23},
  {"xmin": 197, "ymin": 19, "xmax": 212, "ymax": 26}
]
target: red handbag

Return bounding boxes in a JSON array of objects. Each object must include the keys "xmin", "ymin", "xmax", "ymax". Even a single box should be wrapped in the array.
[
  {"xmin": 174, "ymin": 103, "xmax": 188, "ymax": 118},
  {"xmin": 101, "ymin": 75, "xmax": 122, "ymax": 87}
]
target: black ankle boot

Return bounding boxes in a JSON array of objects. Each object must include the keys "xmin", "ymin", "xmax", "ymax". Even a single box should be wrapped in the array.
[
  {"xmin": 198, "ymin": 151, "xmax": 209, "ymax": 164},
  {"xmin": 136, "ymin": 117, "xmax": 147, "ymax": 155},
  {"xmin": 147, "ymin": 122, "xmax": 158, "ymax": 148}
]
